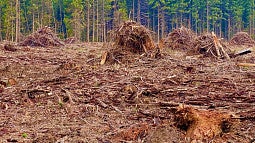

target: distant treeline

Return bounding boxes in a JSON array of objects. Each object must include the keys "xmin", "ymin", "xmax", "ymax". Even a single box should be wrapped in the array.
[{"xmin": 0, "ymin": 0, "xmax": 254, "ymax": 42}]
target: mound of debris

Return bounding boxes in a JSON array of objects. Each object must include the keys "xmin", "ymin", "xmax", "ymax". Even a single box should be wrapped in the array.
[
  {"xmin": 194, "ymin": 32, "xmax": 230, "ymax": 59},
  {"xmin": 230, "ymin": 32, "xmax": 255, "ymax": 47},
  {"xmin": 101, "ymin": 21, "xmax": 158, "ymax": 65},
  {"xmin": 163, "ymin": 26, "xmax": 196, "ymax": 50},
  {"xmin": 175, "ymin": 106, "xmax": 236, "ymax": 142},
  {"xmin": 19, "ymin": 26, "xmax": 65, "ymax": 47}
]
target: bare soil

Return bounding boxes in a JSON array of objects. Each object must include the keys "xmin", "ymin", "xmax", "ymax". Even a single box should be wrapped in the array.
[{"xmin": 0, "ymin": 43, "xmax": 255, "ymax": 143}]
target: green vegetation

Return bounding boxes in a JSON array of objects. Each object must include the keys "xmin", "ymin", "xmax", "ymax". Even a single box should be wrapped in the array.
[
  {"xmin": 0, "ymin": 0, "xmax": 254, "ymax": 42},
  {"xmin": 22, "ymin": 133, "xmax": 28, "ymax": 138}
]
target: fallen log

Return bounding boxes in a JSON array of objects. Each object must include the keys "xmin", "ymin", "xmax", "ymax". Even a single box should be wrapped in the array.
[
  {"xmin": 236, "ymin": 63, "xmax": 255, "ymax": 67},
  {"xmin": 233, "ymin": 48, "xmax": 252, "ymax": 57}
]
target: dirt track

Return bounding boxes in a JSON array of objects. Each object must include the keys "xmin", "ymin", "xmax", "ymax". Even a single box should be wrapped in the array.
[{"xmin": 0, "ymin": 43, "xmax": 255, "ymax": 142}]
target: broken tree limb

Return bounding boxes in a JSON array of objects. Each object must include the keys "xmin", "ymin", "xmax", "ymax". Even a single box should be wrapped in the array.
[
  {"xmin": 236, "ymin": 63, "xmax": 255, "ymax": 67},
  {"xmin": 234, "ymin": 48, "xmax": 252, "ymax": 57},
  {"xmin": 212, "ymin": 32, "xmax": 230, "ymax": 60},
  {"xmin": 212, "ymin": 32, "xmax": 221, "ymax": 57},
  {"xmin": 100, "ymin": 51, "xmax": 108, "ymax": 65}
]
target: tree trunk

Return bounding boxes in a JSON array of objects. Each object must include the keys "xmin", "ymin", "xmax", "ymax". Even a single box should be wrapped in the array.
[
  {"xmin": 157, "ymin": 6, "xmax": 160, "ymax": 42},
  {"xmin": 228, "ymin": 16, "xmax": 231, "ymax": 40},
  {"xmin": 132, "ymin": 0, "xmax": 135, "ymax": 21},
  {"xmin": 102, "ymin": 0, "xmax": 106, "ymax": 42},
  {"xmin": 113, "ymin": 0, "xmax": 119, "ymax": 27},
  {"xmin": 206, "ymin": 0, "xmax": 209, "ymax": 33},
  {"xmin": 161, "ymin": 12, "xmax": 165, "ymax": 38},
  {"xmin": 87, "ymin": 0, "xmax": 90, "ymax": 42},
  {"xmin": 92, "ymin": 0, "xmax": 95, "ymax": 42},
  {"xmin": 40, "ymin": 1, "xmax": 44, "ymax": 28},
  {"xmin": 251, "ymin": 1, "xmax": 255, "ymax": 36},
  {"xmin": 137, "ymin": 0, "xmax": 141, "ymax": 23},
  {"xmin": 11, "ymin": 2, "xmax": 14, "ymax": 41},
  {"xmin": 0, "ymin": 7, "xmax": 2, "ymax": 41},
  {"xmin": 96, "ymin": 0, "xmax": 99, "ymax": 42},
  {"xmin": 15, "ymin": 0, "xmax": 20, "ymax": 42}
]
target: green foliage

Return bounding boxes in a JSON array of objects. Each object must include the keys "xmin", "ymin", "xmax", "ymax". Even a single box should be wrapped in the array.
[
  {"xmin": 22, "ymin": 133, "xmax": 28, "ymax": 138},
  {"xmin": 0, "ymin": 0, "xmax": 254, "ymax": 41}
]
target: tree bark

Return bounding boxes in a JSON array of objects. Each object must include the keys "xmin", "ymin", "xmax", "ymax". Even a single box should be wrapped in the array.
[
  {"xmin": 92, "ymin": 0, "xmax": 95, "ymax": 42},
  {"xmin": 102, "ymin": 0, "xmax": 106, "ymax": 42},
  {"xmin": 137, "ymin": 0, "xmax": 141, "ymax": 23},
  {"xmin": 206, "ymin": 0, "xmax": 209, "ymax": 33},
  {"xmin": 87, "ymin": 0, "xmax": 90, "ymax": 42},
  {"xmin": 15, "ymin": 0, "xmax": 20, "ymax": 42},
  {"xmin": 157, "ymin": 6, "xmax": 160, "ymax": 42},
  {"xmin": 0, "ymin": 7, "xmax": 2, "ymax": 41},
  {"xmin": 132, "ymin": 0, "xmax": 135, "ymax": 21},
  {"xmin": 96, "ymin": 0, "xmax": 99, "ymax": 42}
]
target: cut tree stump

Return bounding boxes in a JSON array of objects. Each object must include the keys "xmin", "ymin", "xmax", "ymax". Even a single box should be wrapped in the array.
[{"xmin": 175, "ymin": 105, "xmax": 236, "ymax": 141}]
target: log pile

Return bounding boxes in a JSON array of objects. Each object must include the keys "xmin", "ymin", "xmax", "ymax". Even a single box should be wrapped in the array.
[
  {"xmin": 19, "ymin": 26, "xmax": 65, "ymax": 47},
  {"xmin": 163, "ymin": 26, "xmax": 196, "ymax": 50},
  {"xmin": 194, "ymin": 32, "xmax": 230, "ymax": 59},
  {"xmin": 101, "ymin": 21, "xmax": 158, "ymax": 64},
  {"xmin": 230, "ymin": 32, "xmax": 255, "ymax": 47}
]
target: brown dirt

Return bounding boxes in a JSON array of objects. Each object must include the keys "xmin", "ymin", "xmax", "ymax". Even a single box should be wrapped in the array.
[{"xmin": 0, "ymin": 43, "xmax": 255, "ymax": 142}]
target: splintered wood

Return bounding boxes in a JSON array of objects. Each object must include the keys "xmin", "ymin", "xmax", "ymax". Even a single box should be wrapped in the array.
[
  {"xmin": 194, "ymin": 32, "xmax": 231, "ymax": 59},
  {"xmin": 175, "ymin": 106, "xmax": 235, "ymax": 141},
  {"xmin": 19, "ymin": 26, "xmax": 65, "ymax": 47},
  {"xmin": 163, "ymin": 27, "xmax": 232, "ymax": 59}
]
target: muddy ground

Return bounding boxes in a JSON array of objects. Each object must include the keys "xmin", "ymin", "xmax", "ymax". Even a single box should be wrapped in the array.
[{"xmin": 0, "ymin": 43, "xmax": 255, "ymax": 143}]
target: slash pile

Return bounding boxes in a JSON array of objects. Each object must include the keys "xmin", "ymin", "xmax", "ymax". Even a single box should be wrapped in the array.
[
  {"xmin": 230, "ymin": 32, "xmax": 255, "ymax": 47},
  {"xmin": 163, "ymin": 26, "xmax": 195, "ymax": 50},
  {"xmin": 19, "ymin": 26, "xmax": 65, "ymax": 47},
  {"xmin": 194, "ymin": 32, "xmax": 230, "ymax": 59},
  {"xmin": 101, "ymin": 21, "xmax": 158, "ymax": 64}
]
